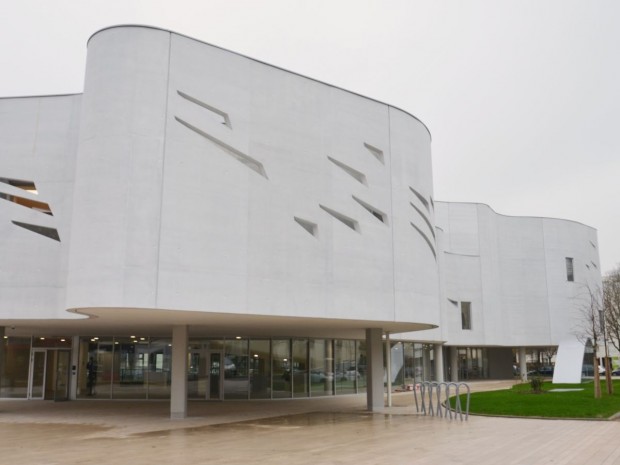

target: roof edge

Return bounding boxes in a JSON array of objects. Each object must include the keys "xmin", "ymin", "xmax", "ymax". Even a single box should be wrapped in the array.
[
  {"xmin": 88, "ymin": 24, "xmax": 432, "ymax": 140},
  {"xmin": 435, "ymin": 200, "xmax": 599, "ymax": 231},
  {"xmin": 0, "ymin": 93, "xmax": 82, "ymax": 101}
]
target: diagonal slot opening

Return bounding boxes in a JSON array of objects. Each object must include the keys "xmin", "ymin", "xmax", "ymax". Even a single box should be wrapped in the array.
[
  {"xmin": 0, "ymin": 177, "xmax": 38, "ymax": 194},
  {"xmin": 410, "ymin": 202, "xmax": 434, "ymax": 238},
  {"xmin": 409, "ymin": 186, "xmax": 430, "ymax": 212},
  {"xmin": 294, "ymin": 217, "xmax": 318, "ymax": 237},
  {"xmin": 12, "ymin": 221, "xmax": 60, "ymax": 242},
  {"xmin": 352, "ymin": 195, "xmax": 388, "ymax": 225},
  {"xmin": 0, "ymin": 192, "xmax": 52, "ymax": 215},
  {"xmin": 327, "ymin": 156, "xmax": 367, "ymax": 185},
  {"xmin": 177, "ymin": 90, "xmax": 232, "ymax": 128},
  {"xmin": 364, "ymin": 142, "xmax": 384, "ymax": 164},
  {"xmin": 176, "ymin": 117, "xmax": 268, "ymax": 179},
  {"xmin": 319, "ymin": 205, "xmax": 359, "ymax": 232},
  {"xmin": 410, "ymin": 222, "xmax": 436, "ymax": 260}
]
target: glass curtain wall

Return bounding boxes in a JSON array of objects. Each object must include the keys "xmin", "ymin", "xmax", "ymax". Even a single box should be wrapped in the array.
[
  {"xmin": 356, "ymin": 340, "xmax": 367, "ymax": 393},
  {"xmin": 389, "ymin": 341, "xmax": 405, "ymax": 387},
  {"xmin": 309, "ymin": 339, "xmax": 334, "ymax": 397},
  {"xmin": 78, "ymin": 336, "xmax": 171, "ymax": 399},
  {"xmin": 1, "ymin": 335, "xmax": 446, "ymax": 400},
  {"xmin": 113, "ymin": 337, "xmax": 148, "ymax": 399},
  {"xmin": 147, "ymin": 339, "xmax": 172, "ymax": 399},
  {"xmin": 0, "ymin": 337, "xmax": 30, "ymax": 398},
  {"xmin": 249, "ymin": 339, "xmax": 270, "ymax": 399},
  {"xmin": 272, "ymin": 339, "xmax": 291, "ymax": 398},
  {"xmin": 402, "ymin": 342, "xmax": 415, "ymax": 385},
  {"xmin": 188, "ymin": 340, "xmax": 208, "ymax": 399},
  {"xmin": 79, "ymin": 338, "xmax": 114, "ymax": 398},
  {"xmin": 457, "ymin": 347, "xmax": 488, "ymax": 379},
  {"xmin": 224, "ymin": 339, "xmax": 249, "ymax": 399},
  {"xmin": 292, "ymin": 339, "xmax": 308, "ymax": 398},
  {"xmin": 335, "ymin": 340, "xmax": 356, "ymax": 394}
]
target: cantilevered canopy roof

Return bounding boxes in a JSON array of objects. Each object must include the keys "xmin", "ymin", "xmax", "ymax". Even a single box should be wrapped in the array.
[{"xmin": 2, "ymin": 307, "xmax": 435, "ymax": 339}]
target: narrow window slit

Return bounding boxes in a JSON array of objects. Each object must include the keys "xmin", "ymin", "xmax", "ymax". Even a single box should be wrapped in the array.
[
  {"xmin": 294, "ymin": 217, "xmax": 318, "ymax": 237},
  {"xmin": 319, "ymin": 205, "xmax": 359, "ymax": 232},
  {"xmin": 352, "ymin": 196, "xmax": 388, "ymax": 225}
]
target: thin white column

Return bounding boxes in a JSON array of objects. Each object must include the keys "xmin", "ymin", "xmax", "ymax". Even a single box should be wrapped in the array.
[
  {"xmin": 450, "ymin": 347, "xmax": 459, "ymax": 382},
  {"xmin": 434, "ymin": 344, "xmax": 445, "ymax": 382},
  {"xmin": 519, "ymin": 347, "xmax": 527, "ymax": 382},
  {"xmin": 423, "ymin": 346, "xmax": 432, "ymax": 381},
  {"xmin": 70, "ymin": 335, "xmax": 80, "ymax": 400},
  {"xmin": 171, "ymin": 325, "xmax": 188, "ymax": 420},
  {"xmin": 366, "ymin": 328, "xmax": 384, "ymax": 411},
  {"xmin": 385, "ymin": 333, "xmax": 392, "ymax": 407},
  {"xmin": 0, "ymin": 327, "xmax": 4, "ymax": 391}
]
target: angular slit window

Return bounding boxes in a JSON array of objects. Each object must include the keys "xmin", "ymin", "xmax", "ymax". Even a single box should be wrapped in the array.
[
  {"xmin": 461, "ymin": 302, "xmax": 472, "ymax": 330},
  {"xmin": 566, "ymin": 257, "xmax": 574, "ymax": 282}
]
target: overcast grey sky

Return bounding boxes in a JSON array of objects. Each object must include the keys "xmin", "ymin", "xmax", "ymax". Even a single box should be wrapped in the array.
[{"xmin": 2, "ymin": 0, "xmax": 618, "ymax": 273}]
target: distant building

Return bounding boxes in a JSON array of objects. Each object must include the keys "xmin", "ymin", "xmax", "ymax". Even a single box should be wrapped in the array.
[{"xmin": 0, "ymin": 26, "xmax": 601, "ymax": 417}]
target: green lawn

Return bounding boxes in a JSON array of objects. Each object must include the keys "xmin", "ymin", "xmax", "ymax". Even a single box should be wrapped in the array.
[{"xmin": 460, "ymin": 380, "xmax": 620, "ymax": 419}]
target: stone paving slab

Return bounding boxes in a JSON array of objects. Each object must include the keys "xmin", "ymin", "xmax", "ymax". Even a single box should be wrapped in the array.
[{"xmin": 2, "ymin": 380, "xmax": 619, "ymax": 465}]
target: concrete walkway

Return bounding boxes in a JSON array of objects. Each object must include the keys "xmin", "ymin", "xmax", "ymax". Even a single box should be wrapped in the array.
[{"xmin": 1, "ymin": 380, "xmax": 619, "ymax": 464}]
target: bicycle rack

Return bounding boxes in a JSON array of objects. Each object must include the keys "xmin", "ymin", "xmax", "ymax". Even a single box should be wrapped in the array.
[{"xmin": 413, "ymin": 381, "xmax": 470, "ymax": 421}]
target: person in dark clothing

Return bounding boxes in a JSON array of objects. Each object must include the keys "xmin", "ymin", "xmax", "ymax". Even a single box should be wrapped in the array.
[{"xmin": 86, "ymin": 357, "xmax": 97, "ymax": 396}]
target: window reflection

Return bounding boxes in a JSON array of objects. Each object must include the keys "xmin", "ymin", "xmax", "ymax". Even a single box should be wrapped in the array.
[
  {"xmin": 292, "ymin": 339, "xmax": 308, "ymax": 398},
  {"xmin": 224, "ymin": 339, "xmax": 248, "ymax": 399},
  {"xmin": 272, "ymin": 339, "xmax": 291, "ymax": 398},
  {"xmin": 249, "ymin": 340, "xmax": 270, "ymax": 399},
  {"xmin": 335, "ymin": 340, "xmax": 356, "ymax": 395},
  {"xmin": 389, "ymin": 342, "xmax": 405, "ymax": 387},
  {"xmin": 147, "ymin": 339, "xmax": 171, "ymax": 399},
  {"xmin": 0, "ymin": 337, "xmax": 30, "ymax": 398},
  {"xmin": 112, "ymin": 338, "xmax": 148, "ymax": 399},
  {"xmin": 309, "ymin": 339, "xmax": 333, "ymax": 397},
  {"xmin": 356, "ymin": 341, "xmax": 367, "ymax": 393}
]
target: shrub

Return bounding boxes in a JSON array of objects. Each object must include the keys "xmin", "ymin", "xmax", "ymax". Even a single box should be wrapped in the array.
[{"xmin": 530, "ymin": 376, "xmax": 544, "ymax": 393}]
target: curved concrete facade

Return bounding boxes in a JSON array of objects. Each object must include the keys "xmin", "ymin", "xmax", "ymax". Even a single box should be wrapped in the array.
[
  {"xmin": 408, "ymin": 202, "xmax": 602, "ymax": 348},
  {"xmin": 0, "ymin": 26, "xmax": 603, "ymax": 408},
  {"xmin": 2, "ymin": 26, "xmax": 440, "ymax": 337}
]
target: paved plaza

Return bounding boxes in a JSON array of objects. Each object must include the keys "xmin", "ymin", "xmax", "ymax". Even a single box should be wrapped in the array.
[{"xmin": 1, "ymin": 382, "xmax": 619, "ymax": 465}]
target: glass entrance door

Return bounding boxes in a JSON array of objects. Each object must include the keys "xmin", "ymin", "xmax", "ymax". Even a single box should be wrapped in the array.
[
  {"xmin": 28, "ymin": 349, "xmax": 47, "ymax": 399},
  {"xmin": 208, "ymin": 352, "xmax": 222, "ymax": 400},
  {"xmin": 28, "ymin": 349, "xmax": 71, "ymax": 400}
]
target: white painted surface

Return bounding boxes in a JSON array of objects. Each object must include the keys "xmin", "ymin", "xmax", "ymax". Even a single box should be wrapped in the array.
[
  {"xmin": 63, "ymin": 26, "xmax": 439, "ymax": 332},
  {"xmin": 408, "ymin": 201, "xmax": 602, "ymax": 350},
  {"xmin": 0, "ymin": 26, "xmax": 603, "ymax": 359},
  {"xmin": 553, "ymin": 339, "xmax": 585, "ymax": 384}
]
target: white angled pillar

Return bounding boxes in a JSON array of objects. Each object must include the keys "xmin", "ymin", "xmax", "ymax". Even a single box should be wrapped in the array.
[{"xmin": 171, "ymin": 325, "xmax": 189, "ymax": 420}]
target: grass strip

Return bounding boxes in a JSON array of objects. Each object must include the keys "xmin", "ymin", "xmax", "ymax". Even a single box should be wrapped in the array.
[{"xmin": 459, "ymin": 380, "xmax": 620, "ymax": 419}]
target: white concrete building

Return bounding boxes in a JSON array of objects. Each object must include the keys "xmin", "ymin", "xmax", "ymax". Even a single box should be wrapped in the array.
[{"xmin": 0, "ymin": 26, "xmax": 601, "ymax": 417}]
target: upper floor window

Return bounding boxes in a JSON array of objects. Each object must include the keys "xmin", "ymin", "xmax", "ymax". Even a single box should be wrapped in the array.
[
  {"xmin": 461, "ymin": 302, "xmax": 472, "ymax": 330},
  {"xmin": 566, "ymin": 257, "xmax": 574, "ymax": 282}
]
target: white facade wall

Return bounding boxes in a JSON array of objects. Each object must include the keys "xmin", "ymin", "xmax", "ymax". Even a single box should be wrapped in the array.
[
  {"xmin": 0, "ymin": 26, "xmax": 440, "ymax": 333},
  {"xmin": 409, "ymin": 201, "xmax": 601, "ymax": 347},
  {"xmin": 0, "ymin": 25, "xmax": 602, "ymax": 354},
  {"xmin": 0, "ymin": 94, "xmax": 81, "ymax": 319}
]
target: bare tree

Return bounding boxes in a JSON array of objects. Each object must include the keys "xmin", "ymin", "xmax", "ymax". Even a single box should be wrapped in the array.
[
  {"xmin": 574, "ymin": 285, "xmax": 604, "ymax": 398},
  {"xmin": 604, "ymin": 266, "xmax": 620, "ymax": 354},
  {"xmin": 541, "ymin": 347, "xmax": 557, "ymax": 367}
]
